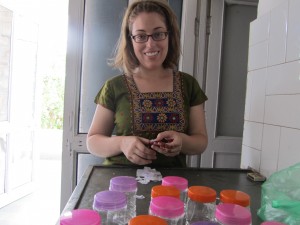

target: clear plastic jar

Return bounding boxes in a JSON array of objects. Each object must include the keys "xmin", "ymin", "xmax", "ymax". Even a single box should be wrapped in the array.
[
  {"xmin": 261, "ymin": 222, "xmax": 287, "ymax": 225},
  {"xmin": 219, "ymin": 189, "xmax": 250, "ymax": 209},
  {"xmin": 60, "ymin": 209, "xmax": 101, "ymax": 225},
  {"xmin": 215, "ymin": 203, "xmax": 252, "ymax": 225},
  {"xmin": 151, "ymin": 185, "xmax": 181, "ymax": 199},
  {"xmin": 129, "ymin": 215, "xmax": 168, "ymax": 225},
  {"xmin": 162, "ymin": 176, "xmax": 188, "ymax": 203},
  {"xmin": 93, "ymin": 190, "xmax": 127, "ymax": 225},
  {"xmin": 186, "ymin": 186, "xmax": 217, "ymax": 224},
  {"xmin": 109, "ymin": 176, "xmax": 137, "ymax": 222},
  {"xmin": 149, "ymin": 196, "xmax": 185, "ymax": 225}
]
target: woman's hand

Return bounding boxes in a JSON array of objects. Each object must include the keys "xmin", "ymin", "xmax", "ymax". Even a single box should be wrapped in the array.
[
  {"xmin": 120, "ymin": 136, "xmax": 157, "ymax": 165},
  {"xmin": 150, "ymin": 131, "xmax": 182, "ymax": 157}
]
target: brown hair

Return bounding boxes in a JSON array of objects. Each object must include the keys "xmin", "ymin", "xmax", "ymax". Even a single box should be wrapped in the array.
[{"xmin": 109, "ymin": 0, "xmax": 181, "ymax": 75}]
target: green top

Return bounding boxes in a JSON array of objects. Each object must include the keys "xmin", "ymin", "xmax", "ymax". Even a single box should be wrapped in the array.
[{"xmin": 94, "ymin": 71, "xmax": 208, "ymax": 167}]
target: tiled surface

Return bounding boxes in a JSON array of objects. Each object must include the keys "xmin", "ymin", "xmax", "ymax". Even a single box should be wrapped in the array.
[
  {"xmin": 244, "ymin": 73, "xmax": 253, "ymax": 121},
  {"xmin": 248, "ymin": 41, "xmax": 268, "ymax": 71},
  {"xmin": 267, "ymin": 1, "xmax": 288, "ymax": 66},
  {"xmin": 240, "ymin": 145, "xmax": 261, "ymax": 171},
  {"xmin": 278, "ymin": 127, "xmax": 300, "ymax": 170},
  {"xmin": 242, "ymin": 121, "xmax": 263, "ymax": 150},
  {"xmin": 286, "ymin": 0, "xmax": 300, "ymax": 62},
  {"xmin": 248, "ymin": 68, "xmax": 267, "ymax": 123},
  {"xmin": 260, "ymin": 124, "xmax": 281, "ymax": 177},
  {"xmin": 266, "ymin": 60, "xmax": 300, "ymax": 95},
  {"xmin": 249, "ymin": 13, "xmax": 269, "ymax": 46}
]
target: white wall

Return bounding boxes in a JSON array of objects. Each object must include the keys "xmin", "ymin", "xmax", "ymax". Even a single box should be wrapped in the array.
[{"xmin": 241, "ymin": 0, "xmax": 300, "ymax": 178}]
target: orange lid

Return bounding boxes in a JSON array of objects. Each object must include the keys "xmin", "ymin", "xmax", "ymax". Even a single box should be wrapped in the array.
[
  {"xmin": 220, "ymin": 189, "xmax": 250, "ymax": 207},
  {"xmin": 188, "ymin": 186, "xmax": 217, "ymax": 203},
  {"xmin": 129, "ymin": 215, "xmax": 168, "ymax": 225},
  {"xmin": 151, "ymin": 185, "xmax": 180, "ymax": 199}
]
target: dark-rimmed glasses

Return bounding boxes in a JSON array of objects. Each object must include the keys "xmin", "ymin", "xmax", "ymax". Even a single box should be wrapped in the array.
[{"xmin": 130, "ymin": 31, "xmax": 169, "ymax": 43}]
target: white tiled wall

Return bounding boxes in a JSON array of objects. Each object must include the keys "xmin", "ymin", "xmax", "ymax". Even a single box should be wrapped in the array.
[{"xmin": 241, "ymin": 0, "xmax": 300, "ymax": 177}]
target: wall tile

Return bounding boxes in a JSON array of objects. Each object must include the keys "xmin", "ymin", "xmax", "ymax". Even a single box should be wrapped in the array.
[
  {"xmin": 240, "ymin": 145, "xmax": 261, "ymax": 171},
  {"xmin": 258, "ymin": 0, "xmax": 287, "ymax": 17},
  {"xmin": 249, "ymin": 68, "xmax": 267, "ymax": 122},
  {"xmin": 260, "ymin": 124, "xmax": 280, "ymax": 178},
  {"xmin": 278, "ymin": 127, "xmax": 300, "ymax": 170},
  {"xmin": 244, "ymin": 72, "xmax": 253, "ymax": 120},
  {"xmin": 268, "ymin": 1, "xmax": 288, "ymax": 66},
  {"xmin": 266, "ymin": 60, "xmax": 300, "ymax": 95},
  {"xmin": 286, "ymin": 0, "xmax": 300, "ymax": 62},
  {"xmin": 242, "ymin": 121, "xmax": 263, "ymax": 150},
  {"xmin": 264, "ymin": 95, "xmax": 300, "ymax": 129},
  {"xmin": 248, "ymin": 41, "xmax": 268, "ymax": 71},
  {"xmin": 249, "ymin": 13, "xmax": 269, "ymax": 46}
]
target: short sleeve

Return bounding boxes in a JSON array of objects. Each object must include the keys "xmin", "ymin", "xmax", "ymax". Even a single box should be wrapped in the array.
[{"xmin": 94, "ymin": 79, "xmax": 115, "ymax": 112}]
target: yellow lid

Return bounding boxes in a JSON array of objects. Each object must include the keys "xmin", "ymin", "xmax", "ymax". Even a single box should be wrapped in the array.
[
  {"xmin": 151, "ymin": 185, "xmax": 180, "ymax": 198},
  {"xmin": 220, "ymin": 189, "xmax": 250, "ymax": 207},
  {"xmin": 129, "ymin": 215, "xmax": 168, "ymax": 225},
  {"xmin": 188, "ymin": 186, "xmax": 217, "ymax": 203}
]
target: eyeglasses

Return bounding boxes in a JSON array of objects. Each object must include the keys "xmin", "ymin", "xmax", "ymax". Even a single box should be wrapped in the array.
[{"xmin": 130, "ymin": 31, "xmax": 169, "ymax": 43}]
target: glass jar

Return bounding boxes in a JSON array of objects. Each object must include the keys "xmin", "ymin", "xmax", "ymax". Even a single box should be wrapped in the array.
[
  {"xmin": 219, "ymin": 189, "xmax": 250, "ymax": 208},
  {"xmin": 60, "ymin": 209, "xmax": 101, "ymax": 225},
  {"xmin": 129, "ymin": 215, "xmax": 168, "ymax": 225},
  {"xmin": 109, "ymin": 176, "xmax": 138, "ymax": 222},
  {"xmin": 151, "ymin": 185, "xmax": 181, "ymax": 199},
  {"xmin": 93, "ymin": 190, "xmax": 127, "ymax": 225},
  {"xmin": 215, "ymin": 203, "xmax": 252, "ymax": 225},
  {"xmin": 149, "ymin": 196, "xmax": 185, "ymax": 225},
  {"xmin": 186, "ymin": 186, "xmax": 217, "ymax": 224},
  {"xmin": 162, "ymin": 176, "xmax": 188, "ymax": 203}
]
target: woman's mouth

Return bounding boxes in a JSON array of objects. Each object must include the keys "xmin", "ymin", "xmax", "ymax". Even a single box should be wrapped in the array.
[{"xmin": 145, "ymin": 51, "xmax": 159, "ymax": 56}]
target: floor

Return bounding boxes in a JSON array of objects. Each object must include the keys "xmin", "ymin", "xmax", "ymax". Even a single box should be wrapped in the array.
[{"xmin": 0, "ymin": 130, "xmax": 62, "ymax": 225}]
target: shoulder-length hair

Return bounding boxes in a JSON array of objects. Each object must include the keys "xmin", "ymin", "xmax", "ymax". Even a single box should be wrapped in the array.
[{"xmin": 109, "ymin": 0, "xmax": 181, "ymax": 75}]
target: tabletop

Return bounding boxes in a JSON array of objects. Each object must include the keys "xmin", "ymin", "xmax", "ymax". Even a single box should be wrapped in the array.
[{"xmin": 58, "ymin": 165, "xmax": 264, "ymax": 225}]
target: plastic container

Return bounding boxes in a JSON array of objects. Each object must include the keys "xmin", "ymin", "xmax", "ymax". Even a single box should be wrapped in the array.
[
  {"xmin": 129, "ymin": 215, "xmax": 168, "ymax": 225},
  {"xmin": 219, "ymin": 189, "xmax": 250, "ymax": 208},
  {"xmin": 215, "ymin": 203, "xmax": 252, "ymax": 225},
  {"xmin": 186, "ymin": 186, "xmax": 217, "ymax": 224},
  {"xmin": 162, "ymin": 176, "xmax": 188, "ymax": 203},
  {"xmin": 60, "ymin": 209, "xmax": 101, "ymax": 225},
  {"xmin": 190, "ymin": 222, "xmax": 219, "ymax": 225},
  {"xmin": 93, "ymin": 190, "xmax": 127, "ymax": 225},
  {"xmin": 261, "ymin": 222, "xmax": 287, "ymax": 225},
  {"xmin": 149, "ymin": 196, "xmax": 185, "ymax": 225},
  {"xmin": 151, "ymin": 185, "xmax": 181, "ymax": 199},
  {"xmin": 109, "ymin": 176, "xmax": 137, "ymax": 221}
]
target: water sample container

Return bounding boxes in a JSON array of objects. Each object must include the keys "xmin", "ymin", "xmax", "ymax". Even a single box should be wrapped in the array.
[
  {"xmin": 93, "ymin": 190, "xmax": 127, "ymax": 225},
  {"xmin": 162, "ymin": 176, "xmax": 188, "ymax": 203},
  {"xmin": 60, "ymin": 209, "xmax": 101, "ymax": 225},
  {"xmin": 109, "ymin": 176, "xmax": 138, "ymax": 221},
  {"xmin": 215, "ymin": 203, "xmax": 252, "ymax": 225},
  {"xmin": 151, "ymin": 185, "xmax": 181, "ymax": 199},
  {"xmin": 219, "ymin": 189, "xmax": 250, "ymax": 208},
  {"xmin": 129, "ymin": 215, "xmax": 168, "ymax": 225}
]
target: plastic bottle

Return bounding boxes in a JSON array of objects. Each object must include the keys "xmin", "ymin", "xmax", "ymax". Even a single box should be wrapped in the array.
[
  {"xmin": 215, "ymin": 203, "xmax": 252, "ymax": 225},
  {"xmin": 162, "ymin": 176, "xmax": 188, "ymax": 203},
  {"xmin": 261, "ymin": 222, "xmax": 287, "ymax": 225},
  {"xmin": 219, "ymin": 189, "xmax": 250, "ymax": 208},
  {"xmin": 149, "ymin": 196, "xmax": 185, "ymax": 225},
  {"xmin": 186, "ymin": 186, "xmax": 217, "ymax": 224},
  {"xmin": 151, "ymin": 185, "xmax": 181, "ymax": 199},
  {"xmin": 109, "ymin": 176, "xmax": 137, "ymax": 221},
  {"xmin": 129, "ymin": 215, "xmax": 168, "ymax": 225},
  {"xmin": 60, "ymin": 209, "xmax": 101, "ymax": 225},
  {"xmin": 93, "ymin": 190, "xmax": 127, "ymax": 225}
]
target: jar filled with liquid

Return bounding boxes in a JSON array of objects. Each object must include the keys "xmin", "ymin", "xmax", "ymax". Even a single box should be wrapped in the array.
[
  {"xmin": 93, "ymin": 190, "xmax": 127, "ymax": 225},
  {"xmin": 162, "ymin": 176, "xmax": 188, "ymax": 203},
  {"xmin": 215, "ymin": 203, "xmax": 252, "ymax": 225},
  {"xmin": 129, "ymin": 215, "xmax": 168, "ymax": 225},
  {"xmin": 186, "ymin": 186, "xmax": 217, "ymax": 224},
  {"xmin": 60, "ymin": 209, "xmax": 101, "ymax": 225},
  {"xmin": 149, "ymin": 196, "xmax": 185, "ymax": 225},
  {"xmin": 109, "ymin": 176, "xmax": 137, "ymax": 222}
]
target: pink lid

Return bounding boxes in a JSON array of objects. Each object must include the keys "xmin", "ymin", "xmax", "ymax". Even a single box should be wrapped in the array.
[
  {"xmin": 60, "ymin": 209, "xmax": 101, "ymax": 225},
  {"xmin": 261, "ymin": 222, "xmax": 287, "ymax": 225},
  {"xmin": 109, "ymin": 176, "xmax": 137, "ymax": 192},
  {"xmin": 215, "ymin": 203, "xmax": 251, "ymax": 225},
  {"xmin": 162, "ymin": 176, "xmax": 188, "ymax": 191},
  {"xmin": 150, "ymin": 196, "xmax": 184, "ymax": 218}
]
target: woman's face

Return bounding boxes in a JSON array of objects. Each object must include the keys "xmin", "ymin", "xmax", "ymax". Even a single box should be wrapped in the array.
[{"xmin": 130, "ymin": 12, "xmax": 168, "ymax": 71}]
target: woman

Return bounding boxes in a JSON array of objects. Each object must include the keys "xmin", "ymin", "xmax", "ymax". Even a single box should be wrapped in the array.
[{"xmin": 87, "ymin": 0, "xmax": 208, "ymax": 167}]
